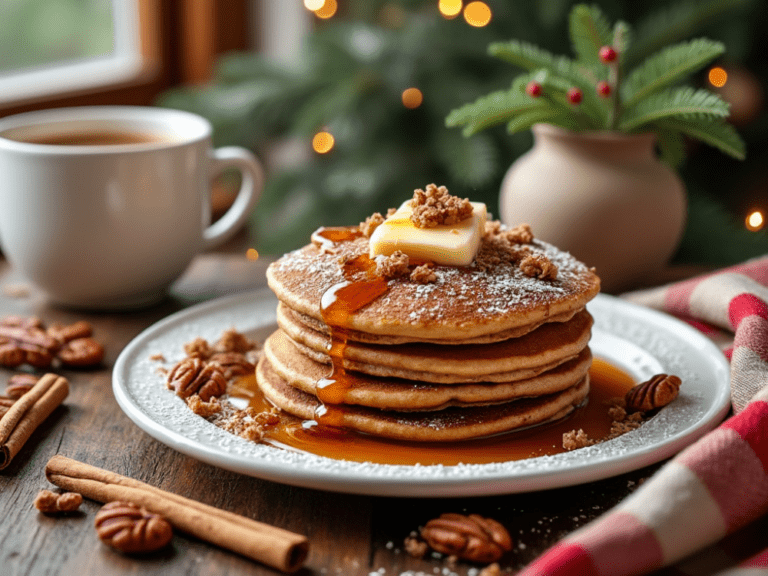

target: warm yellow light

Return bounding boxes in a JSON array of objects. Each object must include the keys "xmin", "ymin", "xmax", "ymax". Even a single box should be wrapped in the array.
[
  {"xmin": 746, "ymin": 210, "xmax": 764, "ymax": 232},
  {"xmin": 304, "ymin": 0, "xmax": 325, "ymax": 11},
  {"xmin": 439, "ymin": 0, "xmax": 463, "ymax": 18},
  {"xmin": 708, "ymin": 67, "xmax": 728, "ymax": 88},
  {"xmin": 246, "ymin": 248, "xmax": 260, "ymax": 261},
  {"xmin": 402, "ymin": 87, "xmax": 423, "ymax": 109},
  {"xmin": 313, "ymin": 131, "xmax": 335, "ymax": 154},
  {"xmin": 463, "ymin": 1, "xmax": 491, "ymax": 27},
  {"xmin": 314, "ymin": 0, "xmax": 337, "ymax": 19}
]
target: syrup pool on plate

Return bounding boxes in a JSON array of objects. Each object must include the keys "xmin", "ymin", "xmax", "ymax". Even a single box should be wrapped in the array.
[{"xmin": 229, "ymin": 358, "xmax": 635, "ymax": 466}]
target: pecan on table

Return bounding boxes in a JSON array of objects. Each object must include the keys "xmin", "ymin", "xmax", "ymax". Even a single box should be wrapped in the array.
[
  {"xmin": 0, "ymin": 324, "xmax": 58, "ymax": 368},
  {"xmin": 625, "ymin": 374, "xmax": 681, "ymax": 413},
  {"xmin": 94, "ymin": 501, "xmax": 173, "ymax": 554},
  {"xmin": 167, "ymin": 358, "xmax": 227, "ymax": 401},
  {"xmin": 421, "ymin": 513, "xmax": 513, "ymax": 563},
  {"xmin": 34, "ymin": 490, "xmax": 83, "ymax": 514},
  {"xmin": 5, "ymin": 373, "xmax": 40, "ymax": 399},
  {"xmin": 47, "ymin": 321, "xmax": 93, "ymax": 345},
  {"xmin": 57, "ymin": 337, "xmax": 104, "ymax": 367}
]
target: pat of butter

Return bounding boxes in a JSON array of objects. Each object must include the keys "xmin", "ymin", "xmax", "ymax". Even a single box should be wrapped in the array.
[{"xmin": 369, "ymin": 201, "xmax": 487, "ymax": 266}]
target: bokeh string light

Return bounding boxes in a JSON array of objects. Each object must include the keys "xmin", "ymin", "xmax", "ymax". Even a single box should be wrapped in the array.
[
  {"xmin": 708, "ymin": 66, "xmax": 728, "ymax": 88},
  {"xmin": 746, "ymin": 210, "xmax": 764, "ymax": 232},
  {"xmin": 314, "ymin": 0, "xmax": 337, "ymax": 19},
  {"xmin": 246, "ymin": 248, "xmax": 260, "ymax": 261},
  {"xmin": 463, "ymin": 1, "xmax": 491, "ymax": 27},
  {"xmin": 313, "ymin": 131, "xmax": 335, "ymax": 154},
  {"xmin": 402, "ymin": 87, "xmax": 423, "ymax": 109},
  {"xmin": 303, "ymin": 0, "xmax": 324, "ymax": 11},
  {"xmin": 439, "ymin": 0, "xmax": 463, "ymax": 19}
]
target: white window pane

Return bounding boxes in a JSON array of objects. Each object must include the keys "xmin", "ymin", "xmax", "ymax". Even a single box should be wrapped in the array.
[{"xmin": 0, "ymin": 0, "xmax": 142, "ymax": 104}]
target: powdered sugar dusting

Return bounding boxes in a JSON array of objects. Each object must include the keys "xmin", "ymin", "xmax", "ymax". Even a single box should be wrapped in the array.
[{"xmin": 268, "ymin": 231, "xmax": 597, "ymax": 335}]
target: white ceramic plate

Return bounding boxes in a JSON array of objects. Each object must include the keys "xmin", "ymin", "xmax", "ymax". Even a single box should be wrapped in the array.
[{"xmin": 113, "ymin": 291, "xmax": 730, "ymax": 497}]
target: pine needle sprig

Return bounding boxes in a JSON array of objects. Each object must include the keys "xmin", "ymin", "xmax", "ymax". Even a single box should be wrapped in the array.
[
  {"xmin": 650, "ymin": 117, "xmax": 746, "ymax": 160},
  {"xmin": 622, "ymin": 39, "xmax": 725, "ymax": 108},
  {"xmin": 619, "ymin": 87, "xmax": 730, "ymax": 131},
  {"xmin": 445, "ymin": 85, "xmax": 548, "ymax": 136},
  {"xmin": 446, "ymin": 2, "xmax": 745, "ymax": 165},
  {"xmin": 569, "ymin": 5, "xmax": 613, "ymax": 65}
]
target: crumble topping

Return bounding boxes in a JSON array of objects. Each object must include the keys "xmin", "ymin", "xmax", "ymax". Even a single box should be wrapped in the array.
[
  {"xmin": 520, "ymin": 253, "xmax": 558, "ymax": 280},
  {"xmin": 359, "ymin": 212, "xmax": 385, "ymax": 237},
  {"xmin": 477, "ymin": 220, "xmax": 557, "ymax": 279},
  {"xmin": 410, "ymin": 183, "xmax": 473, "ymax": 228},
  {"xmin": 376, "ymin": 250, "xmax": 410, "ymax": 278},
  {"xmin": 187, "ymin": 395, "xmax": 223, "ymax": 417},
  {"xmin": 563, "ymin": 397, "xmax": 647, "ymax": 450},
  {"xmin": 410, "ymin": 263, "xmax": 438, "ymax": 284},
  {"xmin": 502, "ymin": 223, "xmax": 534, "ymax": 244}
]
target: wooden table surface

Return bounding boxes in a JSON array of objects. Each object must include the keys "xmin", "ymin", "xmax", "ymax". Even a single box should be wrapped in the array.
[{"xmin": 0, "ymin": 239, "xmax": 752, "ymax": 576}]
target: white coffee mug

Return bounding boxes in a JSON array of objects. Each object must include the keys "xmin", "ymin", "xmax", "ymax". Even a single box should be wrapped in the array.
[{"xmin": 0, "ymin": 106, "xmax": 263, "ymax": 309}]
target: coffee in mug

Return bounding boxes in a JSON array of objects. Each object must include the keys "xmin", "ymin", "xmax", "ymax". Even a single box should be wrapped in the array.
[{"xmin": 0, "ymin": 106, "xmax": 264, "ymax": 309}]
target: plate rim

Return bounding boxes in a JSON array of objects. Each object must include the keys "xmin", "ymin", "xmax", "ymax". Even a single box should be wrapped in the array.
[{"xmin": 112, "ymin": 290, "xmax": 731, "ymax": 497}]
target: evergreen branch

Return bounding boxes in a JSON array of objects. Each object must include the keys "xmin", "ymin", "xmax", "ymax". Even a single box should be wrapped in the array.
[
  {"xmin": 619, "ymin": 87, "xmax": 730, "ymax": 131},
  {"xmin": 612, "ymin": 21, "xmax": 632, "ymax": 62},
  {"xmin": 445, "ymin": 86, "xmax": 550, "ymax": 136},
  {"xmin": 488, "ymin": 42, "xmax": 606, "ymax": 126},
  {"xmin": 506, "ymin": 109, "xmax": 570, "ymax": 135},
  {"xmin": 622, "ymin": 39, "xmax": 725, "ymax": 108},
  {"xmin": 489, "ymin": 41, "xmax": 574, "ymax": 75},
  {"xmin": 651, "ymin": 117, "xmax": 746, "ymax": 160},
  {"xmin": 625, "ymin": 0, "xmax": 748, "ymax": 67},
  {"xmin": 652, "ymin": 128, "xmax": 686, "ymax": 168},
  {"xmin": 569, "ymin": 4, "xmax": 613, "ymax": 64}
]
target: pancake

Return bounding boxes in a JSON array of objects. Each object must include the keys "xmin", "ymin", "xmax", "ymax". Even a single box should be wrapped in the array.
[
  {"xmin": 267, "ymin": 232, "xmax": 600, "ymax": 342},
  {"xmin": 257, "ymin": 356, "xmax": 591, "ymax": 442},
  {"xmin": 278, "ymin": 303, "xmax": 580, "ymax": 345},
  {"xmin": 277, "ymin": 305, "xmax": 593, "ymax": 382},
  {"xmin": 264, "ymin": 329, "xmax": 593, "ymax": 410}
]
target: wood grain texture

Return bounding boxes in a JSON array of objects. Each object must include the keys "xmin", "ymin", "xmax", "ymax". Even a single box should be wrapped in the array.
[{"xmin": 0, "ymin": 250, "xmax": 665, "ymax": 576}]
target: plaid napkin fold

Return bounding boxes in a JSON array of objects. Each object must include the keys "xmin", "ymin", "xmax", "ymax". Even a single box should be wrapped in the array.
[{"xmin": 517, "ymin": 257, "xmax": 768, "ymax": 576}]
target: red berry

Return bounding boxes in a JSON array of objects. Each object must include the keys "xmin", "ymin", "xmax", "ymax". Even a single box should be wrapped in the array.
[
  {"xmin": 526, "ymin": 81, "xmax": 542, "ymax": 97},
  {"xmin": 567, "ymin": 88, "xmax": 583, "ymax": 104},
  {"xmin": 599, "ymin": 46, "xmax": 617, "ymax": 63},
  {"xmin": 597, "ymin": 81, "xmax": 611, "ymax": 97}
]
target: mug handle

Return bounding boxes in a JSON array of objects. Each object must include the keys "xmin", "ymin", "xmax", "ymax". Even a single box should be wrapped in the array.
[{"xmin": 203, "ymin": 146, "xmax": 264, "ymax": 250}]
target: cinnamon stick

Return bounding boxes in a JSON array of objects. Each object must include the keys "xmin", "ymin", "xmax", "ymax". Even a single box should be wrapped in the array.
[
  {"xmin": 45, "ymin": 455, "xmax": 309, "ymax": 572},
  {"xmin": 0, "ymin": 373, "xmax": 68, "ymax": 469}
]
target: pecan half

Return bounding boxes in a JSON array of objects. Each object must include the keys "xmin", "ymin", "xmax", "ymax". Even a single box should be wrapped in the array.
[
  {"xmin": 208, "ymin": 352, "xmax": 255, "ymax": 379},
  {"xmin": 5, "ymin": 374, "xmax": 39, "ymax": 399},
  {"xmin": 421, "ymin": 513, "xmax": 512, "ymax": 563},
  {"xmin": 0, "ymin": 324, "xmax": 59, "ymax": 368},
  {"xmin": 57, "ymin": 337, "xmax": 104, "ymax": 367},
  {"xmin": 625, "ymin": 374, "xmax": 681, "ymax": 413},
  {"xmin": 94, "ymin": 501, "xmax": 173, "ymax": 554},
  {"xmin": 47, "ymin": 321, "xmax": 93, "ymax": 345},
  {"xmin": 34, "ymin": 490, "xmax": 83, "ymax": 513},
  {"xmin": 167, "ymin": 358, "xmax": 227, "ymax": 401}
]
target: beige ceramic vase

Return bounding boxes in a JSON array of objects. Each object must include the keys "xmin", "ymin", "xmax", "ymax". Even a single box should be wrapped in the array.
[{"xmin": 499, "ymin": 124, "xmax": 686, "ymax": 293}]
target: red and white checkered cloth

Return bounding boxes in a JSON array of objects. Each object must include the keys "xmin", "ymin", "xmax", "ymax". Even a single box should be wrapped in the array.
[{"xmin": 518, "ymin": 257, "xmax": 768, "ymax": 576}]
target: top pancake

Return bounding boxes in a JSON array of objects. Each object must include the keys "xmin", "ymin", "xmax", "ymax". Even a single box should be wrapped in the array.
[{"xmin": 267, "ymin": 229, "xmax": 600, "ymax": 341}]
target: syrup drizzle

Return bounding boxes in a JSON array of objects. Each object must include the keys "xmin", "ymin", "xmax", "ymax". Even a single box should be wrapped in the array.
[
  {"xmin": 310, "ymin": 228, "xmax": 388, "ymax": 429},
  {"xmin": 232, "ymin": 359, "xmax": 636, "ymax": 466}
]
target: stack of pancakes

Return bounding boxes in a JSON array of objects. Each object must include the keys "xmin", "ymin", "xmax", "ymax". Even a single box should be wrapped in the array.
[{"xmin": 258, "ymin": 227, "xmax": 600, "ymax": 442}]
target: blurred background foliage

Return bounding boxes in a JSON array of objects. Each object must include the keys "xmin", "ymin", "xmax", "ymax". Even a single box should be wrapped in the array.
[{"xmin": 157, "ymin": 0, "xmax": 768, "ymax": 263}]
